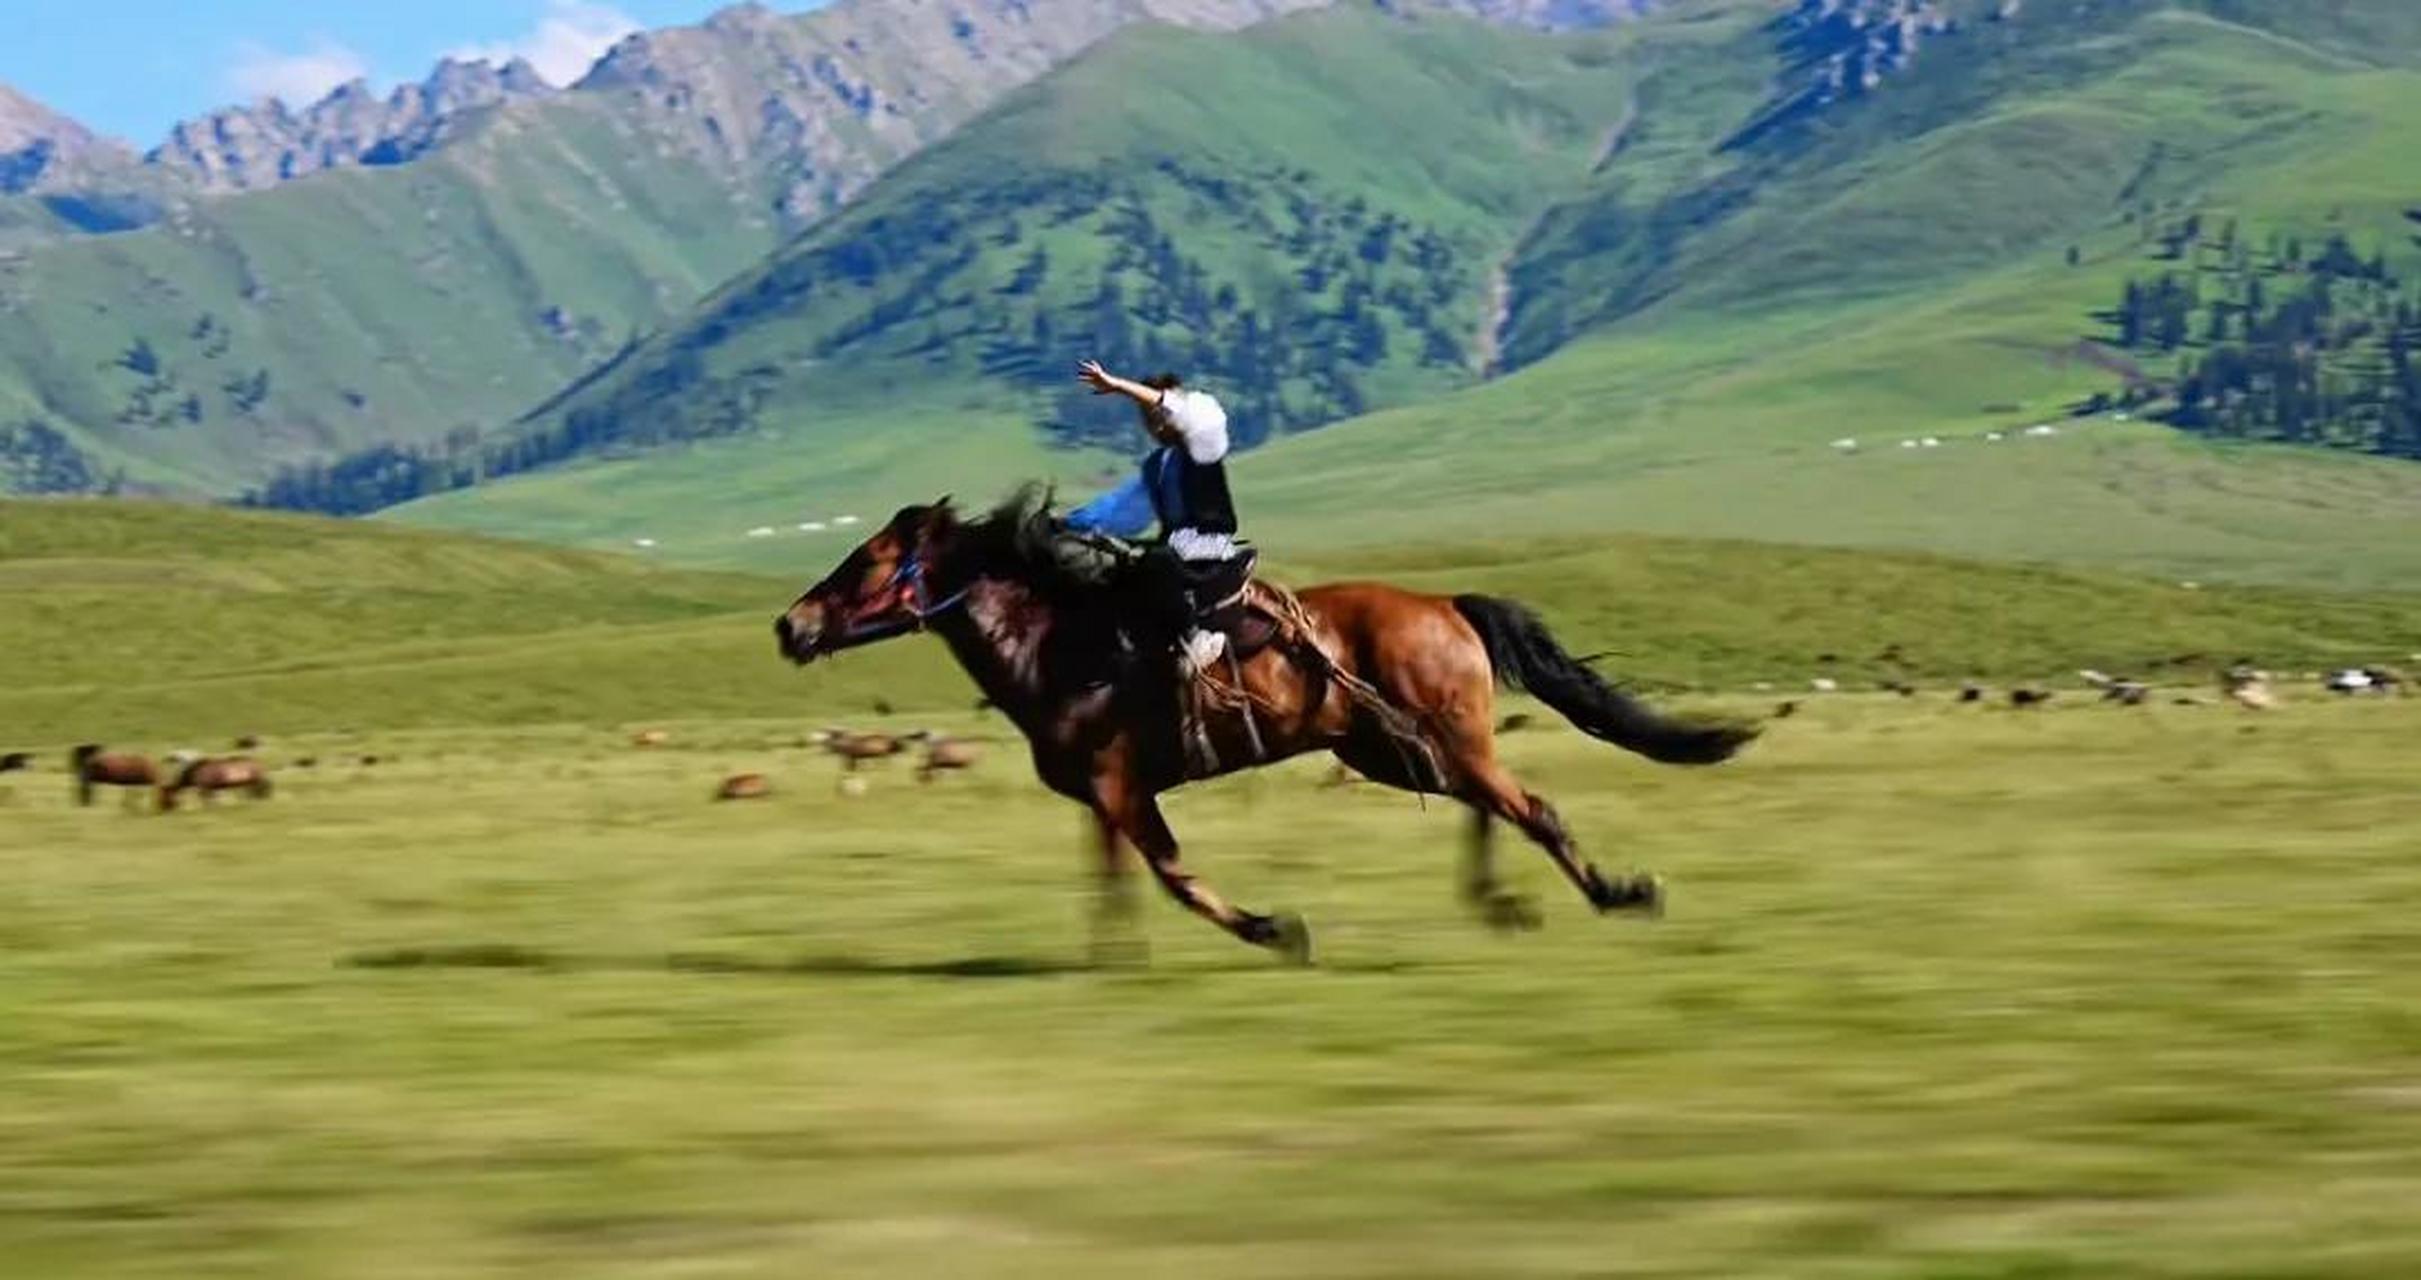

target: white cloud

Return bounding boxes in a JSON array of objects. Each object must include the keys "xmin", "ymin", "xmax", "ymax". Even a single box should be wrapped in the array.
[
  {"xmin": 448, "ymin": 1, "xmax": 639, "ymax": 87},
  {"xmin": 225, "ymin": 38, "xmax": 371, "ymax": 108}
]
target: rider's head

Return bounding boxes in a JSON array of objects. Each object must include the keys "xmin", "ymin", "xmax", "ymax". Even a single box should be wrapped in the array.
[{"xmin": 1138, "ymin": 372, "xmax": 1184, "ymax": 444}]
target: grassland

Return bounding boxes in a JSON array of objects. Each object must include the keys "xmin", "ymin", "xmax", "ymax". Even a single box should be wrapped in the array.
[
  {"xmin": 11, "ymin": 498, "xmax": 2421, "ymax": 746},
  {"xmin": 7, "ymin": 692, "xmax": 2421, "ymax": 1277},
  {"xmin": 10, "ymin": 493, "xmax": 2421, "ymax": 1277},
  {"xmin": 0, "ymin": 498, "xmax": 958, "ymax": 743}
]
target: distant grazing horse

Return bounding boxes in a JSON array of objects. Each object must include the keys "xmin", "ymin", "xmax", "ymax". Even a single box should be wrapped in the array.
[
  {"xmin": 0, "ymin": 750, "xmax": 32, "ymax": 774},
  {"xmin": 775, "ymin": 493, "xmax": 1756, "ymax": 960},
  {"xmin": 158, "ymin": 756, "xmax": 273, "ymax": 812},
  {"xmin": 71, "ymin": 744, "xmax": 159, "ymax": 809},
  {"xmin": 715, "ymin": 772, "xmax": 773, "ymax": 801},
  {"xmin": 814, "ymin": 729, "xmax": 908, "ymax": 770},
  {"xmin": 913, "ymin": 733, "xmax": 982, "ymax": 783}
]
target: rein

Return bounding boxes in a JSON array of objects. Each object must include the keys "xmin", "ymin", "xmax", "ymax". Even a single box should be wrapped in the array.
[{"xmin": 832, "ymin": 548, "xmax": 970, "ymax": 646}]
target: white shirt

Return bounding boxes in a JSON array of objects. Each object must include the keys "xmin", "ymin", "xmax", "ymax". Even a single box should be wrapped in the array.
[
  {"xmin": 1155, "ymin": 388, "xmax": 1228, "ymax": 465},
  {"xmin": 1153, "ymin": 388, "xmax": 1235, "ymax": 560}
]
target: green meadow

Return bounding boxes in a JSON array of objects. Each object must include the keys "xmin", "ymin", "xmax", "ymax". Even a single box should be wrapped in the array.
[
  {"xmin": 3, "ymin": 500, "xmax": 2420, "ymax": 1275},
  {"xmin": 7, "ymin": 690, "xmax": 2421, "ymax": 1277}
]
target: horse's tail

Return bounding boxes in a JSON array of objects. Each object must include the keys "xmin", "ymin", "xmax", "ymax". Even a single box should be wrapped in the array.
[{"xmin": 1453, "ymin": 595, "xmax": 1757, "ymax": 766}]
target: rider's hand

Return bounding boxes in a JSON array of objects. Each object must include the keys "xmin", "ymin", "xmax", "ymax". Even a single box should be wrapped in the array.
[{"xmin": 1076, "ymin": 359, "xmax": 1116, "ymax": 394}]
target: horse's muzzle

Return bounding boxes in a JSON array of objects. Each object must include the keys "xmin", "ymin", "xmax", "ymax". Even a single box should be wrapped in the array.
[{"xmin": 773, "ymin": 611, "xmax": 823, "ymax": 665}]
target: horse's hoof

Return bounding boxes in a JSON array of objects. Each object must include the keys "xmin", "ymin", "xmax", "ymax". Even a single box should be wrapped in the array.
[
  {"xmin": 1480, "ymin": 893, "xmax": 1543, "ymax": 933},
  {"xmin": 1266, "ymin": 912, "xmax": 1313, "ymax": 966},
  {"xmin": 1587, "ymin": 869, "xmax": 1665, "ymax": 917},
  {"xmin": 1617, "ymin": 873, "xmax": 1666, "ymax": 919}
]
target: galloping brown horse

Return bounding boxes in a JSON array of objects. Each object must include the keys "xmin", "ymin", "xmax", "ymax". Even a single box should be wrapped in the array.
[
  {"xmin": 71, "ymin": 744, "xmax": 160, "ymax": 809},
  {"xmin": 158, "ymin": 756, "xmax": 273, "ymax": 812},
  {"xmin": 775, "ymin": 494, "xmax": 1756, "ymax": 960}
]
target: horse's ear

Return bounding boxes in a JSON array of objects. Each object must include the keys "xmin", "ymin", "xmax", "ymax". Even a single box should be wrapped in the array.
[{"xmin": 933, "ymin": 493, "xmax": 953, "ymax": 510}]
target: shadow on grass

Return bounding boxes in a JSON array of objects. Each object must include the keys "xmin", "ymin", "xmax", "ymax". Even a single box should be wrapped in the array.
[
  {"xmin": 340, "ymin": 943, "xmax": 1083, "ymax": 979},
  {"xmin": 340, "ymin": 942, "xmax": 1422, "ymax": 978}
]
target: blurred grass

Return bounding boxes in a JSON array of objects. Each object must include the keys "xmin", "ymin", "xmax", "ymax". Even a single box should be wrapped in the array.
[{"xmin": 5, "ymin": 695, "xmax": 2421, "ymax": 1276}]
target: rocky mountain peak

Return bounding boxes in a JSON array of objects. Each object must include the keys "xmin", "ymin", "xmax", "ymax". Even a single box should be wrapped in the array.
[
  {"xmin": 704, "ymin": 2, "xmax": 783, "ymax": 34},
  {"xmin": 145, "ymin": 56, "xmax": 558, "ymax": 192},
  {"xmin": 0, "ymin": 82, "xmax": 134, "ymax": 194}
]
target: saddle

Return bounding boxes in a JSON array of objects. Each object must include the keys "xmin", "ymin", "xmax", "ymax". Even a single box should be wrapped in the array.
[
  {"xmin": 1185, "ymin": 548, "xmax": 1283, "ymax": 661},
  {"xmin": 1030, "ymin": 519, "xmax": 1439, "ymax": 783}
]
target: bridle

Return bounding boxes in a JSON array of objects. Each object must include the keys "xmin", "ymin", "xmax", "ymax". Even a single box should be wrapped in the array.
[{"xmin": 825, "ymin": 543, "xmax": 970, "ymax": 648}]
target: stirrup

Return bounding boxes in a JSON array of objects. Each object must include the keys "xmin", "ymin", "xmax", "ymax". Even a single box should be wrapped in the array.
[{"xmin": 1178, "ymin": 629, "xmax": 1227, "ymax": 676}]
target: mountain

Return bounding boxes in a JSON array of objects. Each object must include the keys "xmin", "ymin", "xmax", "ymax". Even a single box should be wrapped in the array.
[
  {"xmin": 387, "ymin": 0, "xmax": 2421, "ymax": 590},
  {"xmin": 5, "ymin": 0, "xmax": 1488, "ymax": 498},
  {"xmin": 275, "ymin": 3, "xmax": 1671, "ymax": 520},
  {"xmin": 0, "ymin": 84, "xmax": 136, "ymax": 195},
  {"xmin": 147, "ymin": 58, "xmax": 557, "ymax": 193}
]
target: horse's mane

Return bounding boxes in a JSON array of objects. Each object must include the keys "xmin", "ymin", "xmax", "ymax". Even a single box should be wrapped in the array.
[{"xmin": 948, "ymin": 483, "xmax": 1135, "ymax": 599}]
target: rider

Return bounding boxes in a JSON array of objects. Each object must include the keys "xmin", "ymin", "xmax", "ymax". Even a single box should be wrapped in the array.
[{"xmin": 1064, "ymin": 358, "xmax": 1246, "ymax": 674}]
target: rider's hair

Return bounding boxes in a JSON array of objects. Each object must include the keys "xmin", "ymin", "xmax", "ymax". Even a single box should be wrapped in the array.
[{"xmin": 1141, "ymin": 371, "xmax": 1184, "ymax": 391}]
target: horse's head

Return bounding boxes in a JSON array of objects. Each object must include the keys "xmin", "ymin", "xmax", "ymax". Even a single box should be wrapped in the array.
[{"xmin": 775, "ymin": 498, "xmax": 959, "ymax": 664}]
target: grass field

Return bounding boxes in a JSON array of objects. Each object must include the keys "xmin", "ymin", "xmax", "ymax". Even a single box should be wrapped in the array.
[
  {"xmin": 11, "ymin": 498, "xmax": 2421, "ymax": 744},
  {"xmin": 7, "ymin": 693, "xmax": 2421, "ymax": 1277},
  {"xmin": 10, "ymin": 503, "xmax": 2421, "ymax": 1275}
]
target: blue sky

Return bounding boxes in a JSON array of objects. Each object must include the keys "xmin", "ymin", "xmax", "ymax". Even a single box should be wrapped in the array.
[{"xmin": 2, "ymin": 1, "xmax": 779, "ymax": 147}]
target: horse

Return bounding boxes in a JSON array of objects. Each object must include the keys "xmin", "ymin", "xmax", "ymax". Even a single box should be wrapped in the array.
[
  {"xmin": 70, "ymin": 744, "xmax": 160, "ymax": 809},
  {"xmin": 912, "ymin": 732, "xmax": 982, "ymax": 783},
  {"xmin": 158, "ymin": 756, "xmax": 273, "ymax": 812},
  {"xmin": 813, "ymin": 728, "xmax": 909, "ymax": 770},
  {"xmin": 716, "ymin": 772, "xmax": 773, "ymax": 801},
  {"xmin": 774, "ymin": 494, "xmax": 1757, "ymax": 960}
]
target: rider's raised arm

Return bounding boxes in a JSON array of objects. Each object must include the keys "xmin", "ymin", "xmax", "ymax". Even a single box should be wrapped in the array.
[{"xmin": 1075, "ymin": 359, "xmax": 1161, "ymax": 408}]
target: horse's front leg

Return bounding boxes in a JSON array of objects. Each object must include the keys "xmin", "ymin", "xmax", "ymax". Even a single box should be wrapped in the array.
[
  {"xmin": 1093, "ymin": 769, "xmax": 1309, "ymax": 964},
  {"xmin": 1085, "ymin": 806, "xmax": 1146, "ymax": 968}
]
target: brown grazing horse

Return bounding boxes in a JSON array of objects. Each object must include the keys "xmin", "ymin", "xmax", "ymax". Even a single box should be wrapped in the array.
[
  {"xmin": 158, "ymin": 756, "xmax": 273, "ymax": 812},
  {"xmin": 813, "ymin": 728, "xmax": 909, "ymax": 770},
  {"xmin": 912, "ymin": 732, "xmax": 982, "ymax": 783},
  {"xmin": 716, "ymin": 772, "xmax": 773, "ymax": 801},
  {"xmin": 776, "ymin": 495, "xmax": 1755, "ymax": 960},
  {"xmin": 71, "ymin": 744, "xmax": 160, "ymax": 809}
]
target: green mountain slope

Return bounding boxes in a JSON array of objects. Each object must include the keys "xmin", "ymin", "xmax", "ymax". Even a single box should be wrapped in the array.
[
  {"xmin": 1228, "ymin": 1, "xmax": 2421, "ymax": 582},
  {"xmin": 0, "ymin": 0, "xmax": 1349, "ymax": 498},
  {"xmin": 287, "ymin": 5, "xmax": 1671, "ymax": 520},
  {"xmin": 0, "ymin": 104, "xmax": 780, "ymax": 495},
  {"xmin": 394, "ymin": 0, "xmax": 2421, "ymax": 589}
]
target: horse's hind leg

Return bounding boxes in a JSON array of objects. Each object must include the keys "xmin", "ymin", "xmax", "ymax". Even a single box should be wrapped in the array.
[
  {"xmin": 1463, "ymin": 760, "xmax": 1661, "ymax": 917},
  {"xmin": 1464, "ymin": 810, "xmax": 1543, "ymax": 932}
]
